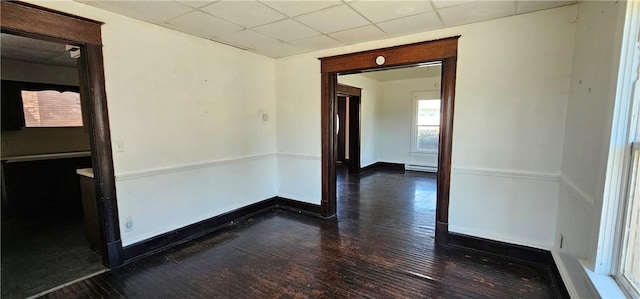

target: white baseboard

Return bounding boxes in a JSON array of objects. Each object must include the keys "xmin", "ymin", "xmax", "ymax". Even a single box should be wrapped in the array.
[{"xmin": 551, "ymin": 249, "xmax": 580, "ymax": 298}]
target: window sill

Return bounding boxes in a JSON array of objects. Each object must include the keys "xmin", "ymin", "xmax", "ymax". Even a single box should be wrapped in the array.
[{"xmin": 581, "ymin": 259, "xmax": 629, "ymax": 298}]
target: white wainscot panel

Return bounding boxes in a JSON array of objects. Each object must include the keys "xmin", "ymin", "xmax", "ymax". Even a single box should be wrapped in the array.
[
  {"xmin": 449, "ymin": 168, "xmax": 560, "ymax": 249},
  {"xmin": 277, "ymin": 153, "xmax": 321, "ymax": 205},
  {"xmin": 552, "ymin": 176, "xmax": 596, "ymax": 299},
  {"xmin": 115, "ymin": 154, "xmax": 278, "ymax": 246}
]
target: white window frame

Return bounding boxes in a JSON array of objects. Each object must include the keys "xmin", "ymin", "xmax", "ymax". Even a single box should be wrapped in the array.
[
  {"xmin": 595, "ymin": 1, "xmax": 640, "ymax": 298},
  {"xmin": 618, "ymin": 142, "xmax": 640, "ymax": 299},
  {"xmin": 410, "ymin": 90, "xmax": 441, "ymax": 154}
]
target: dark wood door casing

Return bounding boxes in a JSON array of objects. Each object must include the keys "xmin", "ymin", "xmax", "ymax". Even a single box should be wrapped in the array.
[
  {"xmin": 1, "ymin": 1, "xmax": 123, "ymax": 266},
  {"xmin": 319, "ymin": 37, "xmax": 459, "ymax": 244},
  {"xmin": 336, "ymin": 96, "xmax": 347, "ymax": 163}
]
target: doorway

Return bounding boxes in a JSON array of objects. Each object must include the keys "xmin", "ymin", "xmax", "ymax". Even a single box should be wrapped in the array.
[
  {"xmin": 319, "ymin": 37, "xmax": 458, "ymax": 244},
  {"xmin": 336, "ymin": 84, "xmax": 361, "ymax": 175},
  {"xmin": 0, "ymin": 33, "xmax": 108, "ymax": 298},
  {"xmin": 1, "ymin": 1, "xmax": 123, "ymax": 268}
]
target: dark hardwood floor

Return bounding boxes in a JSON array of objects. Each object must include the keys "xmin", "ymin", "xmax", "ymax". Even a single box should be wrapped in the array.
[
  {"xmin": 39, "ymin": 166, "xmax": 563, "ymax": 298},
  {"xmin": 1, "ymin": 208, "xmax": 105, "ymax": 299}
]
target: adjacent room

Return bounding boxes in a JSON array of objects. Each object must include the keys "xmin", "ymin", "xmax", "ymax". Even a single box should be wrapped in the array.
[
  {"xmin": 0, "ymin": 33, "xmax": 105, "ymax": 298},
  {"xmin": 1, "ymin": 0, "xmax": 638, "ymax": 298}
]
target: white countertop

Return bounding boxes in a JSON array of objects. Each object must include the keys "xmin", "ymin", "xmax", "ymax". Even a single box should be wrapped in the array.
[
  {"xmin": 76, "ymin": 168, "xmax": 94, "ymax": 178},
  {"xmin": 2, "ymin": 151, "xmax": 91, "ymax": 163}
]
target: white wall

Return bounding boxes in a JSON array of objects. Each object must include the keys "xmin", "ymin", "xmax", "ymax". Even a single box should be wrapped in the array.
[
  {"xmin": 338, "ymin": 74, "xmax": 380, "ymax": 167},
  {"xmin": 276, "ymin": 6, "xmax": 576, "ymax": 249},
  {"xmin": 1, "ymin": 58, "xmax": 79, "ymax": 86},
  {"xmin": 334, "ymin": 74, "xmax": 442, "ymax": 168},
  {"xmin": 378, "ymin": 77, "xmax": 441, "ymax": 167},
  {"xmin": 26, "ymin": 1, "xmax": 278, "ymax": 246},
  {"xmin": 553, "ymin": 1, "xmax": 627, "ymax": 297}
]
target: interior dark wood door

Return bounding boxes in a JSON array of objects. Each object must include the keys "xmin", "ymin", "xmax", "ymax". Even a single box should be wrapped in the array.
[{"xmin": 336, "ymin": 96, "xmax": 347, "ymax": 163}]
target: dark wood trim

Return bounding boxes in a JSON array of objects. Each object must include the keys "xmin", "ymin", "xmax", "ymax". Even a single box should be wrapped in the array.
[
  {"xmin": 435, "ymin": 57, "xmax": 457, "ymax": 245},
  {"xmin": 448, "ymin": 232, "xmax": 551, "ymax": 264},
  {"xmin": 2, "ymin": 2, "xmax": 123, "ymax": 267},
  {"xmin": 320, "ymin": 37, "xmax": 459, "ymax": 74},
  {"xmin": 123, "ymin": 198, "xmax": 277, "ymax": 262},
  {"xmin": 276, "ymin": 197, "xmax": 322, "ymax": 217},
  {"xmin": 0, "ymin": 1, "xmax": 102, "ymax": 45},
  {"xmin": 123, "ymin": 197, "xmax": 322, "ymax": 262},
  {"xmin": 361, "ymin": 162, "xmax": 405, "ymax": 172},
  {"xmin": 1, "ymin": 80, "xmax": 80, "ymax": 92},
  {"xmin": 82, "ymin": 44, "xmax": 122, "ymax": 266},
  {"xmin": 337, "ymin": 84, "xmax": 362, "ymax": 97},
  {"xmin": 448, "ymin": 233, "xmax": 569, "ymax": 298},
  {"xmin": 320, "ymin": 37, "xmax": 459, "ymax": 239},
  {"xmin": 321, "ymin": 72, "xmax": 337, "ymax": 218}
]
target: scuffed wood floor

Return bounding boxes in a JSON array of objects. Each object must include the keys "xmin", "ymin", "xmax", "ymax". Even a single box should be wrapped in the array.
[{"xmin": 40, "ymin": 167, "xmax": 564, "ymax": 298}]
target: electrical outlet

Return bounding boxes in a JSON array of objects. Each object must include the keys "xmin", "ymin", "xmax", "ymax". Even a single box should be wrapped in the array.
[{"xmin": 124, "ymin": 216, "xmax": 133, "ymax": 232}]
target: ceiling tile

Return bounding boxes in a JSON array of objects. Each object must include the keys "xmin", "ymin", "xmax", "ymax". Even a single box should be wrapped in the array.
[
  {"xmin": 348, "ymin": 0, "xmax": 434, "ymax": 23},
  {"xmin": 165, "ymin": 11, "xmax": 243, "ymax": 39},
  {"xmin": 253, "ymin": 19, "xmax": 320, "ymax": 41},
  {"xmin": 215, "ymin": 30, "xmax": 281, "ymax": 50},
  {"xmin": 46, "ymin": 53, "xmax": 78, "ymax": 68},
  {"xmin": 431, "ymin": 0, "xmax": 476, "ymax": 9},
  {"xmin": 516, "ymin": 1, "xmax": 576, "ymax": 14},
  {"xmin": 329, "ymin": 25, "xmax": 388, "ymax": 45},
  {"xmin": 178, "ymin": 1, "xmax": 215, "ymax": 9},
  {"xmin": 260, "ymin": 0, "xmax": 342, "ymax": 17},
  {"xmin": 438, "ymin": 1, "xmax": 516, "ymax": 27},
  {"xmin": 296, "ymin": 5, "xmax": 370, "ymax": 34},
  {"xmin": 201, "ymin": 1, "xmax": 286, "ymax": 28},
  {"xmin": 249, "ymin": 42, "xmax": 307, "ymax": 58},
  {"xmin": 377, "ymin": 12, "xmax": 443, "ymax": 37},
  {"xmin": 288, "ymin": 35, "xmax": 344, "ymax": 51},
  {"xmin": 83, "ymin": 1, "xmax": 193, "ymax": 23}
]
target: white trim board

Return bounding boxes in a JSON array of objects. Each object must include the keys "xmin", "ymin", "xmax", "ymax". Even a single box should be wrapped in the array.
[
  {"xmin": 551, "ymin": 249, "xmax": 581, "ymax": 299},
  {"xmin": 116, "ymin": 153, "xmax": 276, "ymax": 181},
  {"xmin": 452, "ymin": 167, "xmax": 559, "ymax": 182},
  {"xmin": 558, "ymin": 174, "xmax": 596, "ymax": 213}
]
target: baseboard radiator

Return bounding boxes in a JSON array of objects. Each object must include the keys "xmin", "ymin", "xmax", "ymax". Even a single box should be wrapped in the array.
[{"xmin": 404, "ymin": 164, "xmax": 437, "ymax": 173}]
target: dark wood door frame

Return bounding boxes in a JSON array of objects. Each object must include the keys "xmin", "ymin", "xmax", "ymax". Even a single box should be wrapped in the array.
[
  {"xmin": 320, "ymin": 37, "xmax": 459, "ymax": 244},
  {"xmin": 1, "ymin": 1, "xmax": 123, "ymax": 266},
  {"xmin": 337, "ymin": 84, "xmax": 362, "ymax": 175},
  {"xmin": 336, "ymin": 96, "xmax": 347, "ymax": 163}
]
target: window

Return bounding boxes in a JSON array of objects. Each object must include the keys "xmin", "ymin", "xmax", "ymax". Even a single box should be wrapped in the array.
[
  {"xmin": 619, "ymin": 142, "xmax": 640, "ymax": 298},
  {"xmin": 411, "ymin": 91, "xmax": 441, "ymax": 152},
  {"xmin": 1, "ymin": 80, "xmax": 82, "ymax": 130},
  {"xmin": 22, "ymin": 90, "xmax": 82, "ymax": 127}
]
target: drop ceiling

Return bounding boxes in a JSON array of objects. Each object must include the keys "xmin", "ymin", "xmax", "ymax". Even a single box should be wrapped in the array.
[
  {"xmin": 75, "ymin": 0, "xmax": 576, "ymax": 58},
  {"xmin": 0, "ymin": 33, "xmax": 77, "ymax": 67}
]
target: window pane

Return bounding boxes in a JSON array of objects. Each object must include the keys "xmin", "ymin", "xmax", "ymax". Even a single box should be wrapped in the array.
[
  {"xmin": 22, "ymin": 90, "xmax": 83, "ymax": 127},
  {"xmin": 621, "ymin": 149, "xmax": 640, "ymax": 296},
  {"xmin": 417, "ymin": 126, "xmax": 439, "ymax": 151},
  {"xmin": 417, "ymin": 99, "xmax": 440, "ymax": 126}
]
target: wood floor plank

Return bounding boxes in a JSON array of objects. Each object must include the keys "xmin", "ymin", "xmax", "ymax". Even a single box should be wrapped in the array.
[{"xmin": 39, "ymin": 167, "xmax": 563, "ymax": 298}]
